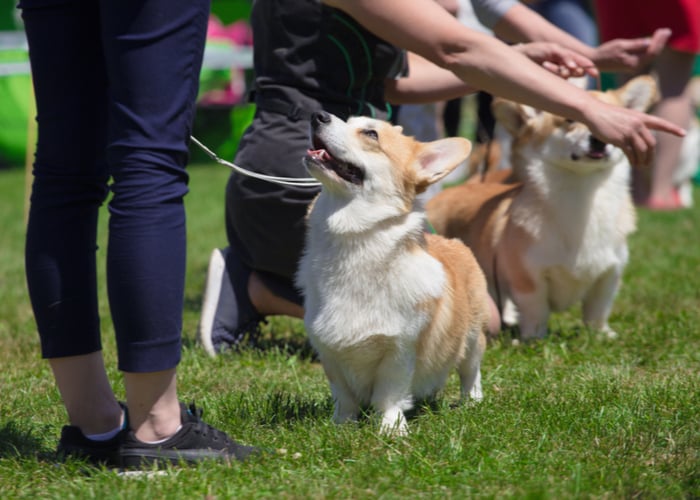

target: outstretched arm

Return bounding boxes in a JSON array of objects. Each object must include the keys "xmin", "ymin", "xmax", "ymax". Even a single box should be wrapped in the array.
[
  {"xmin": 384, "ymin": 52, "xmax": 478, "ymax": 104},
  {"xmin": 325, "ymin": 0, "xmax": 685, "ymax": 167},
  {"xmin": 492, "ymin": 3, "xmax": 670, "ymax": 74},
  {"xmin": 385, "ymin": 42, "xmax": 597, "ymax": 104}
]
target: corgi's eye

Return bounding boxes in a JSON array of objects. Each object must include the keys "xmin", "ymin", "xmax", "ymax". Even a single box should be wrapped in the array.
[{"xmin": 361, "ymin": 129, "xmax": 379, "ymax": 140}]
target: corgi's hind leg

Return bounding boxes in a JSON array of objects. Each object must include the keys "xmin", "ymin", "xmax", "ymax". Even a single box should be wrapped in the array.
[
  {"xmin": 512, "ymin": 287, "xmax": 550, "ymax": 339},
  {"xmin": 457, "ymin": 330, "xmax": 486, "ymax": 402}
]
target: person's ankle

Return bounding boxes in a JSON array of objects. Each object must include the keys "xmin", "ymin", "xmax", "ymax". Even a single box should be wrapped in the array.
[
  {"xmin": 130, "ymin": 404, "xmax": 182, "ymax": 442},
  {"xmin": 135, "ymin": 424, "xmax": 183, "ymax": 444},
  {"xmin": 69, "ymin": 400, "xmax": 125, "ymax": 436},
  {"xmin": 132, "ymin": 417, "xmax": 182, "ymax": 443}
]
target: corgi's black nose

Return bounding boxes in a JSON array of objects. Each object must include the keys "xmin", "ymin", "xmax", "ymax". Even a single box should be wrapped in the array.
[
  {"xmin": 589, "ymin": 135, "xmax": 607, "ymax": 154},
  {"xmin": 311, "ymin": 111, "xmax": 332, "ymax": 127}
]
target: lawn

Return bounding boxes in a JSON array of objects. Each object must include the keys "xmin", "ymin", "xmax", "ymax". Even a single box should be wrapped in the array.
[{"xmin": 0, "ymin": 161, "xmax": 698, "ymax": 499}]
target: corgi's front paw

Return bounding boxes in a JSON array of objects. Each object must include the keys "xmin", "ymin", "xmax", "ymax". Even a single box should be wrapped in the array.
[
  {"xmin": 379, "ymin": 408, "xmax": 408, "ymax": 436},
  {"xmin": 601, "ymin": 324, "xmax": 618, "ymax": 339},
  {"xmin": 333, "ymin": 406, "xmax": 359, "ymax": 424}
]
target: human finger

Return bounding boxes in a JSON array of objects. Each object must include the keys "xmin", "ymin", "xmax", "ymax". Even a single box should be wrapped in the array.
[
  {"xmin": 555, "ymin": 52, "xmax": 596, "ymax": 79},
  {"xmin": 643, "ymin": 114, "xmax": 687, "ymax": 138},
  {"xmin": 582, "ymin": 65, "xmax": 599, "ymax": 78},
  {"xmin": 634, "ymin": 135, "xmax": 651, "ymax": 167},
  {"xmin": 646, "ymin": 28, "xmax": 671, "ymax": 56},
  {"xmin": 624, "ymin": 133, "xmax": 650, "ymax": 168},
  {"xmin": 541, "ymin": 60, "xmax": 565, "ymax": 77},
  {"xmin": 639, "ymin": 125, "xmax": 657, "ymax": 167},
  {"xmin": 623, "ymin": 141, "xmax": 640, "ymax": 167},
  {"xmin": 557, "ymin": 64, "xmax": 571, "ymax": 78},
  {"xmin": 564, "ymin": 50, "xmax": 596, "ymax": 74}
]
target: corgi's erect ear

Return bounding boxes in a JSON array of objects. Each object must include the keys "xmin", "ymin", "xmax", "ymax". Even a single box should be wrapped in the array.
[
  {"xmin": 492, "ymin": 98, "xmax": 538, "ymax": 136},
  {"xmin": 616, "ymin": 75, "xmax": 658, "ymax": 112},
  {"xmin": 414, "ymin": 137, "xmax": 472, "ymax": 189}
]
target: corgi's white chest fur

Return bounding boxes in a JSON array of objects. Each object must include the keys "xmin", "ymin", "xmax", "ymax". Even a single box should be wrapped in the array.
[
  {"xmin": 514, "ymin": 156, "xmax": 635, "ymax": 306},
  {"xmin": 299, "ymin": 203, "xmax": 445, "ymax": 350}
]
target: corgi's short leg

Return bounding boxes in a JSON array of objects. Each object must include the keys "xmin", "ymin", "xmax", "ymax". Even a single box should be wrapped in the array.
[
  {"xmin": 501, "ymin": 298, "xmax": 519, "ymax": 327},
  {"xmin": 371, "ymin": 352, "xmax": 414, "ymax": 436},
  {"xmin": 320, "ymin": 355, "xmax": 360, "ymax": 423},
  {"xmin": 460, "ymin": 366, "xmax": 483, "ymax": 401},
  {"xmin": 470, "ymin": 370, "xmax": 483, "ymax": 401},
  {"xmin": 457, "ymin": 330, "xmax": 486, "ymax": 402},
  {"xmin": 379, "ymin": 407, "xmax": 408, "ymax": 436},
  {"xmin": 582, "ymin": 268, "xmax": 622, "ymax": 339},
  {"xmin": 331, "ymin": 381, "xmax": 360, "ymax": 424},
  {"xmin": 512, "ymin": 288, "xmax": 550, "ymax": 340}
]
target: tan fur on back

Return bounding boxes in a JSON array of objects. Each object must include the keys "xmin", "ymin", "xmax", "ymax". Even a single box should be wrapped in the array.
[{"xmin": 417, "ymin": 234, "xmax": 489, "ymax": 373}]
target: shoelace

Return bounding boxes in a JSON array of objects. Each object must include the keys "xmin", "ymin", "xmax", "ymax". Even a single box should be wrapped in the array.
[{"xmin": 186, "ymin": 403, "xmax": 235, "ymax": 446}]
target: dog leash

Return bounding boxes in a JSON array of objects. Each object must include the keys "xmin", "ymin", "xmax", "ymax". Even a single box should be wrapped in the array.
[{"xmin": 190, "ymin": 136, "xmax": 322, "ymax": 188}]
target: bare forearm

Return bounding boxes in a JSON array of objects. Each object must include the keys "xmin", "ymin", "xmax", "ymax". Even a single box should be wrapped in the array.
[
  {"xmin": 326, "ymin": 0, "xmax": 591, "ymax": 121},
  {"xmin": 443, "ymin": 32, "xmax": 592, "ymax": 121},
  {"xmin": 384, "ymin": 52, "xmax": 476, "ymax": 104},
  {"xmin": 324, "ymin": 0, "xmax": 685, "ymax": 168}
]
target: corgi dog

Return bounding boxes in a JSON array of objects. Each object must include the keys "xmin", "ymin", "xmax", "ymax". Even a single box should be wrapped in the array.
[
  {"xmin": 427, "ymin": 75, "xmax": 658, "ymax": 341},
  {"xmin": 296, "ymin": 111, "xmax": 490, "ymax": 435}
]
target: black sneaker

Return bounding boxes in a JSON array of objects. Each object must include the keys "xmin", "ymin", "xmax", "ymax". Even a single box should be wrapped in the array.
[
  {"xmin": 119, "ymin": 402, "xmax": 259, "ymax": 468},
  {"xmin": 56, "ymin": 402, "xmax": 128, "ymax": 467},
  {"xmin": 198, "ymin": 247, "xmax": 264, "ymax": 356}
]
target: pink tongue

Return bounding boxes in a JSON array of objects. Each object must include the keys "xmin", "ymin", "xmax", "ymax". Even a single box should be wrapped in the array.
[{"xmin": 308, "ymin": 149, "xmax": 332, "ymax": 161}]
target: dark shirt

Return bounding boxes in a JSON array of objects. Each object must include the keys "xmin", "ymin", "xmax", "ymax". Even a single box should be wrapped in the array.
[{"xmin": 250, "ymin": 0, "xmax": 406, "ymax": 120}]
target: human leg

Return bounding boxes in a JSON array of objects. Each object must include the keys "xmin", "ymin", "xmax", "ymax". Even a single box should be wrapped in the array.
[
  {"xmin": 100, "ymin": 0, "xmax": 203, "ymax": 371},
  {"xmin": 97, "ymin": 0, "xmax": 203, "ymax": 432},
  {"xmin": 644, "ymin": 47, "xmax": 695, "ymax": 208},
  {"xmin": 122, "ymin": 368, "xmax": 180, "ymax": 442},
  {"xmin": 249, "ymin": 271, "xmax": 304, "ymax": 318},
  {"xmin": 50, "ymin": 354, "xmax": 124, "ymax": 435},
  {"xmin": 23, "ymin": 0, "xmax": 255, "ymax": 465},
  {"xmin": 21, "ymin": 0, "xmax": 122, "ymax": 438},
  {"xmin": 98, "ymin": 0, "xmax": 256, "ymax": 463}
]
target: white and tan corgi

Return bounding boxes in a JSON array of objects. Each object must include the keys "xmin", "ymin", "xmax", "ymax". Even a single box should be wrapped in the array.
[
  {"xmin": 296, "ymin": 111, "xmax": 490, "ymax": 435},
  {"xmin": 427, "ymin": 75, "xmax": 658, "ymax": 341}
]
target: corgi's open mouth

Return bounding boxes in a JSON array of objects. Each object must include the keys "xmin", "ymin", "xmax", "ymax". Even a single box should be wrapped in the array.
[
  {"xmin": 572, "ymin": 135, "xmax": 609, "ymax": 161},
  {"xmin": 307, "ymin": 137, "xmax": 364, "ymax": 185}
]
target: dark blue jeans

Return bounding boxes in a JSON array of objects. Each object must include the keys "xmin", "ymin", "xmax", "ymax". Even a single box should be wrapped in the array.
[{"xmin": 21, "ymin": 0, "xmax": 209, "ymax": 372}]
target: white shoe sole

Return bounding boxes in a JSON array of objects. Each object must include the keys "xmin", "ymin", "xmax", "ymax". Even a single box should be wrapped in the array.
[{"xmin": 198, "ymin": 248, "xmax": 226, "ymax": 357}]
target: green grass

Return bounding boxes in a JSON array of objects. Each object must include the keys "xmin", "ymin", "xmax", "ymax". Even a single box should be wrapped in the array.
[{"xmin": 0, "ymin": 163, "xmax": 698, "ymax": 499}]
